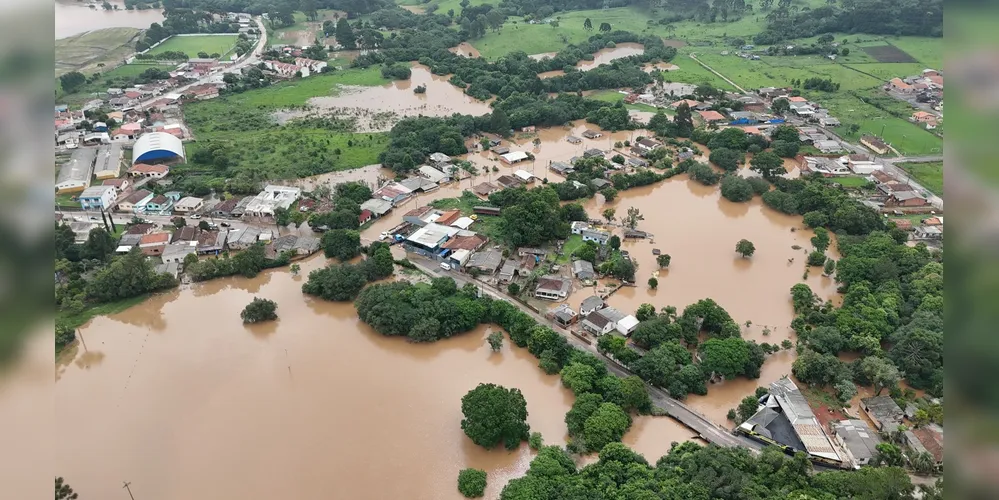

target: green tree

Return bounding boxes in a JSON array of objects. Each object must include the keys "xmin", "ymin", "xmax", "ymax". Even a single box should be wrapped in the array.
[
  {"xmin": 874, "ymin": 442, "xmax": 904, "ymax": 467},
  {"xmin": 771, "ymin": 139, "xmax": 800, "ymax": 158},
  {"xmin": 55, "ymin": 477, "xmax": 78, "ymax": 500},
  {"xmin": 172, "ymin": 216, "xmax": 186, "ymax": 227},
  {"xmin": 835, "ymin": 379, "xmax": 857, "ymax": 404},
  {"xmin": 583, "ymin": 402, "xmax": 630, "ymax": 451},
  {"xmin": 600, "ymin": 187, "xmax": 618, "ymax": 202},
  {"xmin": 700, "ymin": 337, "xmax": 762, "ymax": 379},
  {"xmin": 82, "ymin": 227, "xmax": 116, "ymax": 261},
  {"xmin": 811, "ymin": 227, "xmax": 830, "ymax": 251},
  {"xmin": 507, "ymin": 283, "xmax": 521, "ymax": 296},
  {"xmin": 335, "ymin": 18, "xmax": 356, "ymax": 49},
  {"xmin": 608, "ymin": 235, "xmax": 621, "ymax": 250},
  {"xmin": 489, "ymin": 108, "xmax": 511, "ymax": 135},
  {"xmin": 823, "ymin": 258, "xmax": 837, "ymax": 276},
  {"xmin": 648, "ymin": 277, "xmax": 658, "ymax": 289},
  {"xmin": 619, "ymin": 376, "xmax": 652, "ymax": 413},
  {"xmin": 560, "ymin": 362, "xmax": 598, "ymax": 394},
  {"xmin": 565, "ymin": 392, "xmax": 604, "ymax": 436},
  {"xmin": 59, "ymin": 71, "xmax": 86, "ymax": 92},
  {"xmin": 301, "ymin": 263, "xmax": 369, "ymax": 301},
  {"xmin": 528, "ymin": 432, "xmax": 543, "ymax": 450},
  {"xmin": 598, "ymin": 22, "xmax": 612, "ymax": 32},
  {"xmin": 461, "ymin": 383, "xmax": 531, "ymax": 450},
  {"xmin": 673, "ymin": 103, "xmax": 694, "ymax": 137},
  {"xmin": 737, "ymin": 395, "xmax": 760, "ymax": 422},
  {"xmin": 198, "ymin": 220, "xmax": 211, "ymax": 230},
  {"xmin": 290, "ymin": 263, "xmax": 301, "ymax": 275},
  {"xmin": 85, "ymin": 248, "xmax": 177, "ymax": 302},
  {"xmin": 720, "ymin": 175, "xmax": 753, "ymax": 202},
  {"xmin": 623, "ymin": 206, "xmax": 644, "ymax": 229},
  {"xmin": 457, "ymin": 468, "xmax": 487, "ymax": 498},
  {"xmin": 602, "ymin": 207, "xmax": 616, "ymax": 222},
  {"xmin": 241, "ymin": 297, "xmax": 278, "ymax": 323},
  {"xmin": 487, "ymin": 331, "xmax": 504, "ymax": 351},
  {"xmin": 771, "ymin": 97, "xmax": 790, "ymax": 114},
  {"xmin": 709, "ymin": 148, "xmax": 742, "ymax": 171},
  {"xmin": 321, "ymin": 229, "xmax": 361, "ymax": 260},
  {"xmin": 807, "ymin": 250, "xmax": 827, "ymax": 266},
  {"xmin": 656, "ymin": 254, "xmax": 671, "ymax": 268},
  {"xmin": 735, "ymin": 239, "xmax": 756, "ymax": 258},
  {"xmin": 750, "ymin": 151, "xmax": 784, "ymax": 177},
  {"xmin": 55, "ymin": 324, "xmax": 76, "ymax": 351},
  {"xmin": 790, "ymin": 283, "xmax": 817, "ymax": 313},
  {"xmin": 583, "ymin": 17, "xmax": 593, "ymax": 30},
  {"xmin": 635, "ymin": 303, "xmax": 656, "ymax": 322},
  {"xmin": 860, "ymin": 356, "xmax": 900, "ymax": 395}
]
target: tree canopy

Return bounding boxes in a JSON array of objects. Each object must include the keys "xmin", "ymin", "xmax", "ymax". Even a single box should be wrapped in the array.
[{"xmin": 461, "ymin": 383, "xmax": 531, "ymax": 450}]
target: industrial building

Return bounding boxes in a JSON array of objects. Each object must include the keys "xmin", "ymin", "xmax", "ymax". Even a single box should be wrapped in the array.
[
  {"xmin": 738, "ymin": 377, "xmax": 841, "ymax": 465},
  {"xmin": 56, "ymin": 147, "xmax": 97, "ymax": 193},
  {"xmin": 93, "ymin": 143, "xmax": 124, "ymax": 180},
  {"xmin": 132, "ymin": 132, "xmax": 186, "ymax": 165}
]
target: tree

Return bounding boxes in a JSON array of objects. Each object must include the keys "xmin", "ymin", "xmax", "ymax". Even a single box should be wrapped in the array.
[
  {"xmin": 322, "ymin": 229, "xmax": 361, "ymax": 260},
  {"xmin": 811, "ymin": 227, "xmax": 830, "ymax": 251},
  {"xmin": 507, "ymin": 283, "xmax": 521, "ymax": 296},
  {"xmin": 700, "ymin": 337, "xmax": 762, "ymax": 379},
  {"xmin": 565, "ymin": 392, "xmax": 604, "ymax": 436},
  {"xmin": 841, "ymin": 47, "xmax": 851, "ymax": 56},
  {"xmin": 486, "ymin": 10, "xmax": 504, "ymax": 31},
  {"xmin": 623, "ymin": 207, "xmax": 644, "ymax": 230},
  {"xmin": 335, "ymin": 18, "xmax": 356, "ymax": 49},
  {"xmin": 750, "ymin": 151, "xmax": 784, "ymax": 177},
  {"xmin": 290, "ymin": 263, "xmax": 301, "ymax": 275},
  {"xmin": 636, "ymin": 303, "xmax": 656, "ymax": 322},
  {"xmin": 600, "ymin": 187, "xmax": 618, "ymax": 202},
  {"xmin": 874, "ymin": 443, "xmax": 904, "ymax": 467},
  {"xmin": 172, "ymin": 216, "xmax": 186, "ymax": 227},
  {"xmin": 302, "ymin": 263, "xmax": 369, "ymax": 301},
  {"xmin": 583, "ymin": 402, "xmax": 630, "ymax": 451},
  {"xmin": 487, "ymin": 331, "xmax": 504, "ymax": 351},
  {"xmin": 55, "ymin": 477, "xmax": 78, "ymax": 500},
  {"xmin": 461, "ymin": 383, "xmax": 530, "ymax": 450},
  {"xmin": 824, "ymin": 259, "xmax": 837, "ymax": 276},
  {"xmin": 85, "ymin": 248, "xmax": 177, "ymax": 302},
  {"xmin": 736, "ymin": 239, "xmax": 756, "ymax": 258},
  {"xmin": 709, "ymin": 148, "xmax": 742, "ymax": 171},
  {"xmin": 560, "ymin": 362, "xmax": 598, "ymax": 394},
  {"xmin": 790, "ymin": 283, "xmax": 817, "ymax": 313},
  {"xmin": 771, "ymin": 139, "xmax": 800, "ymax": 158},
  {"xmin": 59, "ymin": 71, "xmax": 86, "ymax": 93},
  {"xmin": 488, "ymin": 108, "xmax": 511, "ymax": 135},
  {"xmin": 835, "ymin": 379, "xmax": 857, "ymax": 404},
  {"xmin": 598, "ymin": 22, "xmax": 612, "ymax": 32},
  {"xmin": 241, "ymin": 297, "xmax": 278, "ymax": 323},
  {"xmin": 860, "ymin": 356, "xmax": 900, "ymax": 395},
  {"xmin": 583, "ymin": 17, "xmax": 593, "ymax": 30},
  {"xmin": 737, "ymin": 395, "xmax": 760, "ymax": 422},
  {"xmin": 528, "ymin": 432, "xmax": 544, "ymax": 450},
  {"xmin": 657, "ymin": 254, "xmax": 671, "ymax": 268},
  {"xmin": 720, "ymin": 176, "xmax": 754, "ymax": 202},
  {"xmin": 807, "ymin": 250, "xmax": 827, "ymax": 266},
  {"xmin": 602, "ymin": 207, "xmax": 616, "ymax": 222},
  {"xmin": 648, "ymin": 277, "xmax": 659, "ymax": 289},
  {"xmin": 608, "ymin": 235, "xmax": 621, "ymax": 250},
  {"xmin": 457, "ymin": 468, "xmax": 487, "ymax": 498},
  {"xmin": 674, "ymin": 103, "xmax": 694, "ymax": 137},
  {"xmin": 619, "ymin": 376, "xmax": 652, "ymax": 413},
  {"xmin": 82, "ymin": 227, "xmax": 115, "ymax": 261},
  {"xmin": 198, "ymin": 220, "xmax": 211, "ymax": 231}
]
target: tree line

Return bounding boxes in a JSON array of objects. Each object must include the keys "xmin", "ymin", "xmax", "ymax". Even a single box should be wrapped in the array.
[{"xmin": 754, "ymin": 0, "xmax": 942, "ymax": 45}]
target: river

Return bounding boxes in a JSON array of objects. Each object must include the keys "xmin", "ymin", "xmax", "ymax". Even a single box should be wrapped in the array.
[{"xmin": 55, "ymin": 0, "xmax": 164, "ymax": 39}]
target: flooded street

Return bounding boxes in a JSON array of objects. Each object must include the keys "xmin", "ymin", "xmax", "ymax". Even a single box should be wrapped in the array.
[
  {"xmin": 56, "ymin": 255, "xmax": 576, "ymax": 500},
  {"xmin": 306, "ymin": 64, "xmax": 493, "ymax": 131},
  {"xmin": 55, "ymin": 0, "xmax": 164, "ymax": 39}
]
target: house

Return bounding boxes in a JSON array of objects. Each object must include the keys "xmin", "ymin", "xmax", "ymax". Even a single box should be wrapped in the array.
[
  {"xmin": 891, "ymin": 218, "xmax": 913, "ymax": 231},
  {"xmin": 804, "ymin": 157, "xmax": 851, "ymax": 176},
  {"xmin": 627, "ymin": 157, "xmax": 649, "ymax": 168},
  {"xmin": 428, "ymin": 152, "xmax": 451, "ymax": 166},
  {"xmin": 360, "ymin": 198, "xmax": 394, "ymax": 218},
  {"xmin": 814, "ymin": 140, "xmax": 843, "ymax": 153},
  {"xmin": 590, "ymin": 178, "xmax": 612, "ymax": 190},
  {"xmin": 697, "ymin": 110, "xmax": 727, "ymax": 123},
  {"xmin": 441, "ymin": 233, "xmax": 488, "ymax": 252},
  {"xmin": 888, "ymin": 77, "xmax": 913, "ymax": 93},
  {"xmin": 174, "ymin": 196, "xmax": 205, "ymax": 213},
  {"xmin": 633, "ymin": 138, "xmax": 661, "ymax": 156},
  {"xmin": 472, "ymin": 182, "xmax": 500, "ymax": 197},
  {"xmin": 570, "ymin": 221, "xmax": 590, "ymax": 235},
  {"xmin": 212, "ymin": 197, "xmax": 243, "ymax": 217},
  {"xmin": 128, "ymin": 163, "xmax": 170, "ymax": 179},
  {"xmin": 172, "ymin": 226, "xmax": 198, "ymax": 242},
  {"xmin": 581, "ymin": 130, "xmax": 603, "ymax": 139},
  {"xmin": 616, "ymin": 315, "xmax": 640, "ymax": 336},
  {"xmin": 399, "ymin": 176, "xmax": 439, "ymax": 193},
  {"xmin": 910, "ymin": 111, "xmax": 939, "ymax": 129},
  {"xmin": 418, "ymin": 165, "xmax": 448, "ymax": 183},
  {"xmin": 581, "ymin": 229, "xmax": 611, "ymax": 245},
  {"xmin": 818, "ymin": 116, "xmax": 841, "ymax": 127},
  {"xmin": 572, "ymin": 260, "xmax": 596, "ymax": 281},
  {"xmin": 860, "ymin": 396, "xmax": 904, "ymax": 431},
  {"xmin": 549, "ymin": 161, "xmax": 574, "ymax": 175},
  {"xmin": 832, "ymin": 419, "xmax": 882, "ymax": 467},
  {"xmin": 886, "ymin": 190, "xmax": 928, "ymax": 207},
  {"xmin": 435, "ymin": 209, "xmax": 462, "ymax": 226},
  {"xmin": 923, "ymin": 216, "xmax": 943, "ymax": 226},
  {"xmin": 534, "ymin": 275, "xmax": 572, "ymax": 301},
  {"xmin": 373, "ymin": 182, "xmax": 414, "ymax": 206},
  {"xmin": 465, "ymin": 249, "xmax": 503, "ymax": 274},
  {"xmin": 118, "ymin": 189, "xmax": 154, "ymax": 213},
  {"xmin": 78, "ymin": 185, "xmax": 117, "ymax": 211},
  {"xmin": 357, "ymin": 209, "xmax": 373, "ymax": 225},
  {"xmin": 197, "ymin": 229, "xmax": 228, "ymax": 255},
  {"xmin": 548, "ymin": 303, "xmax": 578, "ymax": 327},
  {"xmin": 491, "ymin": 146, "xmax": 510, "ymax": 155},
  {"xmin": 905, "ymin": 425, "xmax": 944, "ymax": 469},
  {"xmin": 581, "ymin": 307, "xmax": 624, "ymax": 336},
  {"xmin": 579, "ymin": 295, "xmax": 604, "ymax": 316},
  {"xmin": 102, "ymin": 177, "xmax": 130, "ymax": 195},
  {"xmin": 405, "ymin": 222, "xmax": 461, "ymax": 256},
  {"xmin": 670, "ymin": 99, "xmax": 702, "ymax": 109},
  {"xmin": 861, "ymin": 135, "xmax": 890, "ymax": 155},
  {"xmin": 846, "ymin": 154, "xmax": 881, "ymax": 174},
  {"xmin": 143, "ymin": 194, "xmax": 174, "ymax": 213},
  {"xmin": 870, "ymin": 170, "xmax": 895, "ymax": 185},
  {"xmin": 566, "ymin": 136, "xmax": 582, "ymax": 144},
  {"xmin": 500, "ymin": 151, "xmax": 530, "ymax": 164},
  {"xmin": 161, "ymin": 241, "xmax": 198, "ymax": 264},
  {"xmin": 583, "ymin": 148, "xmax": 604, "ymax": 158},
  {"xmin": 495, "ymin": 175, "xmax": 524, "ymax": 189},
  {"xmin": 403, "ymin": 206, "xmax": 439, "ymax": 227},
  {"xmin": 514, "ymin": 170, "xmax": 535, "ymax": 183},
  {"xmin": 913, "ymin": 225, "xmax": 943, "ymax": 240},
  {"xmin": 228, "ymin": 227, "xmax": 262, "ymax": 250},
  {"xmin": 497, "ymin": 261, "xmax": 517, "ymax": 283},
  {"xmin": 138, "ymin": 232, "xmax": 172, "ymax": 256}
]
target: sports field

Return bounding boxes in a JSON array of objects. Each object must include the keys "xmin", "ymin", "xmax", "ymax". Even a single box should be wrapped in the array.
[{"xmin": 147, "ymin": 34, "xmax": 239, "ymax": 58}]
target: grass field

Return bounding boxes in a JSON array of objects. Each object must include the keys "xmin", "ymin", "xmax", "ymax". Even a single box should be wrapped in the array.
[
  {"xmin": 897, "ymin": 161, "xmax": 943, "ymax": 196},
  {"xmin": 556, "ymin": 234, "xmax": 584, "ymax": 264},
  {"xmin": 589, "ymin": 90, "xmax": 664, "ymax": 113},
  {"xmin": 57, "ymin": 294, "xmax": 150, "ymax": 331},
  {"xmin": 55, "ymin": 27, "xmax": 143, "ymax": 77},
  {"xmin": 148, "ymin": 34, "xmax": 239, "ymax": 58},
  {"xmin": 218, "ymin": 66, "xmax": 387, "ymax": 107}
]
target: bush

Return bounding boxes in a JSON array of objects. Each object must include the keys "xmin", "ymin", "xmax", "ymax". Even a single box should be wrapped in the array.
[
  {"xmin": 507, "ymin": 283, "xmax": 521, "ymax": 296},
  {"xmin": 720, "ymin": 175, "xmax": 753, "ymax": 202},
  {"xmin": 241, "ymin": 297, "xmax": 278, "ymax": 323},
  {"xmin": 807, "ymin": 250, "xmax": 827, "ymax": 266},
  {"xmin": 747, "ymin": 177, "xmax": 771, "ymax": 195},
  {"xmin": 457, "ymin": 468, "xmax": 487, "ymax": 498},
  {"xmin": 528, "ymin": 432, "xmax": 544, "ymax": 450}
]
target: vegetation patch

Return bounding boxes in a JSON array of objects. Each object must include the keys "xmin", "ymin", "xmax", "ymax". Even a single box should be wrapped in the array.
[
  {"xmin": 147, "ymin": 34, "xmax": 240, "ymax": 58},
  {"xmin": 55, "ymin": 27, "xmax": 143, "ymax": 77},
  {"xmin": 861, "ymin": 44, "xmax": 917, "ymax": 63},
  {"xmin": 898, "ymin": 161, "xmax": 943, "ymax": 196}
]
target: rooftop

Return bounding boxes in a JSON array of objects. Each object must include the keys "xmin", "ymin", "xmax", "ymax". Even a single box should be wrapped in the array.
[
  {"xmin": 441, "ymin": 233, "xmax": 487, "ymax": 251},
  {"xmin": 124, "ymin": 189, "xmax": 153, "ymax": 204},
  {"xmin": 581, "ymin": 295, "xmax": 604, "ymax": 311},
  {"xmin": 58, "ymin": 147, "xmax": 97, "ymax": 186},
  {"xmin": 832, "ymin": 419, "xmax": 882, "ymax": 463},
  {"xmin": 466, "ymin": 250, "xmax": 503, "ymax": 270},
  {"xmin": 583, "ymin": 310, "xmax": 612, "ymax": 329},
  {"xmin": 406, "ymin": 222, "xmax": 460, "ymax": 248},
  {"xmin": 766, "ymin": 376, "xmax": 840, "ymax": 460},
  {"xmin": 536, "ymin": 275, "xmax": 571, "ymax": 294},
  {"xmin": 698, "ymin": 110, "xmax": 726, "ymax": 122},
  {"xmin": 79, "ymin": 185, "xmax": 115, "ymax": 198}
]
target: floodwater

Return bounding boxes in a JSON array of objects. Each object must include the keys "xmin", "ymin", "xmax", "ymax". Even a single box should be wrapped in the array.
[
  {"xmin": 528, "ymin": 52, "xmax": 559, "ymax": 61},
  {"xmin": 55, "ymin": 0, "xmax": 164, "ymax": 39},
  {"xmin": 56, "ymin": 255, "xmax": 579, "ymax": 500},
  {"xmin": 450, "ymin": 42, "xmax": 481, "ymax": 58},
  {"xmin": 644, "ymin": 62, "xmax": 680, "ymax": 72},
  {"xmin": 538, "ymin": 43, "xmax": 646, "ymax": 79},
  {"xmin": 307, "ymin": 64, "xmax": 493, "ymax": 131}
]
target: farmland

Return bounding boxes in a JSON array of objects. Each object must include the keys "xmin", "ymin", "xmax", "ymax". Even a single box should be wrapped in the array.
[
  {"xmin": 147, "ymin": 34, "xmax": 239, "ymax": 58},
  {"xmin": 55, "ymin": 27, "xmax": 143, "ymax": 77}
]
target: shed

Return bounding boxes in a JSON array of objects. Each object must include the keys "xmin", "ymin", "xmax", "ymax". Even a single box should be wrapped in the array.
[
  {"xmin": 615, "ymin": 315, "xmax": 640, "ymax": 336},
  {"xmin": 860, "ymin": 396, "xmax": 904, "ymax": 431}
]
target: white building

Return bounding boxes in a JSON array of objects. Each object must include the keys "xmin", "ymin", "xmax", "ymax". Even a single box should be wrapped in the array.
[
  {"xmin": 78, "ymin": 185, "xmax": 117, "ymax": 211},
  {"xmin": 245, "ymin": 185, "xmax": 302, "ymax": 216},
  {"xmin": 500, "ymin": 151, "xmax": 530, "ymax": 164},
  {"xmin": 571, "ymin": 221, "xmax": 590, "ymax": 235},
  {"xmin": 417, "ymin": 165, "xmax": 447, "ymax": 183},
  {"xmin": 174, "ymin": 196, "xmax": 205, "ymax": 213},
  {"xmin": 845, "ymin": 154, "xmax": 882, "ymax": 175},
  {"xmin": 514, "ymin": 170, "xmax": 535, "ymax": 183}
]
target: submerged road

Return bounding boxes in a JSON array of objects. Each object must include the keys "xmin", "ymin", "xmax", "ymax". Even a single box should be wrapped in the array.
[{"xmin": 408, "ymin": 256, "xmax": 763, "ymax": 452}]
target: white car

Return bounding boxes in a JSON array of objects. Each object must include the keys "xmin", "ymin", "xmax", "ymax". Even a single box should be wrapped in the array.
[
  {"xmin": 189, "ymin": 214, "xmax": 202, "ymax": 219},
  {"xmin": 379, "ymin": 231, "xmax": 390, "ymax": 241},
  {"xmin": 439, "ymin": 262, "xmax": 451, "ymax": 271}
]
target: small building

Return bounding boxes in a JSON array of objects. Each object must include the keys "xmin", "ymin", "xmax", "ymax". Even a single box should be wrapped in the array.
[
  {"xmin": 491, "ymin": 146, "xmax": 510, "ymax": 155},
  {"xmin": 888, "ymin": 77, "xmax": 913, "ymax": 93},
  {"xmin": 549, "ymin": 161, "xmax": 574, "ymax": 175},
  {"xmin": 172, "ymin": 226, "xmax": 198, "ymax": 242},
  {"xmin": 626, "ymin": 157, "xmax": 649, "ymax": 168},
  {"xmin": 399, "ymin": 176, "xmax": 439, "ymax": 193},
  {"xmin": 890, "ymin": 218, "xmax": 913, "ymax": 231},
  {"xmin": 886, "ymin": 190, "xmax": 928, "ymax": 207},
  {"xmin": 623, "ymin": 229, "xmax": 649, "ymax": 239},
  {"xmin": 581, "ymin": 309, "xmax": 616, "ymax": 336},
  {"xmin": 144, "ymin": 194, "xmax": 173, "ymax": 213},
  {"xmin": 913, "ymin": 225, "xmax": 943, "ymax": 240},
  {"xmin": 513, "ymin": 169, "xmax": 535, "ymax": 183},
  {"xmin": 405, "ymin": 222, "xmax": 461, "ymax": 256},
  {"xmin": 566, "ymin": 136, "xmax": 582, "ymax": 144},
  {"xmin": 583, "ymin": 148, "xmax": 604, "ymax": 158},
  {"xmin": 138, "ymin": 232, "xmax": 172, "ymax": 256},
  {"xmin": 697, "ymin": 110, "xmax": 727, "ymax": 123},
  {"xmin": 534, "ymin": 275, "xmax": 571, "ymax": 301},
  {"xmin": 616, "ymin": 315, "xmax": 640, "ymax": 336},
  {"xmin": 846, "ymin": 154, "xmax": 881, "ymax": 175},
  {"xmin": 197, "ymin": 229, "xmax": 228, "ymax": 255},
  {"xmin": 78, "ymin": 185, "xmax": 117, "ymax": 211},
  {"xmin": 472, "ymin": 182, "xmax": 500, "ymax": 197},
  {"xmin": 814, "ymin": 140, "xmax": 843, "ymax": 153},
  {"xmin": 212, "ymin": 197, "xmax": 243, "ymax": 217},
  {"xmin": 101, "ymin": 177, "xmax": 130, "ymax": 194},
  {"xmin": 373, "ymin": 182, "xmax": 414, "ymax": 206},
  {"xmin": 360, "ymin": 198, "xmax": 394, "ymax": 218},
  {"xmin": 500, "ymin": 151, "xmax": 530, "ymax": 164},
  {"xmin": 832, "ymin": 419, "xmax": 882, "ymax": 467},
  {"xmin": 590, "ymin": 178, "xmax": 611, "ymax": 190},
  {"xmin": 174, "ymin": 196, "xmax": 205, "ymax": 213},
  {"xmin": 581, "ymin": 130, "xmax": 603, "ymax": 139},
  {"xmin": 905, "ymin": 425, "xmax": 944, "ymax": 469},
  {"xmin": 572, "ymin": 259, "xmax": 596, "ymax": 281},
  {"xmin": 548, "ymin": 303, "xmax": 578, "ymax": 327},
  {"xmin": 495, "ymin": 175, "xmax": 524, "ymax": 189},
  {"xmin": 818, "ymin": 116, "xmax": 841, "ymax": 127},
  {"xmin": 861, "ymin": 135, "xmax": 890, "ymax": 155},
  {"xmin": 161, "ymin": 241, "xmax": 198, "ymax": 264},
  {"xmin": 804, "ymin": 156, "xmax": 851, "ymax": 176},
  {"xmin": 118, "ymin": 189, "xmax": 154, "ymax": 213},
  {"xmin": 570, "ymin": 221, "xmax": 590, "ymax": 235},
  {"xmin": 860, "ymin": 396, "xmax": 904, "ymax": 431},
  {"xmin": 465, "ymin": 249, "xmax": 503, "ymax": 274},
  {"xmin": 579, "ymin": 295, "xmax": 604, "ymax": 316},
  {"xmin": 128, "ymin": 163, "xmax": 170, "ymax": 179},
  {"xmin": 581, "ymin": 229, "xmax": 611, "ymax": 245},
  {"xmin": 435, "ymin": 209, "xmax": 462, "ymax": 226},
  {"xmin": 418, "ymin": 165, "xmax": 448, "ymax": 184},
  {"xmin": 227, "ymin": 227, "xmax": 262, "ymax": 250},
  {"xmin": 428, "ymin": 152, "xmax": 451, "ymax": 165}
]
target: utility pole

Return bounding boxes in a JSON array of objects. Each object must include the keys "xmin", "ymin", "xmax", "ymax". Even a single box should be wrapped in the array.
[
  {"xmin": 76, "ymin": 328, "xmax": 87, "ymax": 351},
  {"xmin": 122, "ymin": 481, "xmax": 135, "ymax": 500}
]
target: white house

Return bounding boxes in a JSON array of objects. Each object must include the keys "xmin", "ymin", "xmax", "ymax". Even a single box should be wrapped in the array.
[
  {"xmin": 845, "ymin": 154, "xmax": 882, "ymax": 175},
  {"xmin": 78, "ymin": 185, "xmax": 117, "ymax": 211},
  {"xmin": 174, "ymin": 196, "xmax": 205, "ymax": 213},
  {"xmin": 417, "ymin": 165, "xmax": 447, "ymax": 183},
  {"xmin": 534, "ymin": 275, "xmax": 571, "ymax": 301},
  {"xmin": 571, "ymin": 221, "xmax": 590, "ymax": 235},
  {"xmin": 514, "ymin": 170, "xmax": 535, "ymax": 183},
  {"xmin": 581, "ymin": 310, "xmax": 616, "ymax": 335},
  {"xmin": 581, "ymin": 229, "xmax": 611, "ymax": 245}
]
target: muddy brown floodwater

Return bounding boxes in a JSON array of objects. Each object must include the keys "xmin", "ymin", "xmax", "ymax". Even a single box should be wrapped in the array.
[
  {"xmin": 55, "ymin": 0, "xmax": 165, "ymax": 39},
  {"xmin": 538, "ymin": 43, "xmax": 646, "ymax": 79},
  {"xmin": 307, "ymin": 63, "xmax": 493, "ymax": 131}
]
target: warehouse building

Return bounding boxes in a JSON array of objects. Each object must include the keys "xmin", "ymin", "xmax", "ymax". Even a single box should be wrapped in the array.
[
  {"xmin": 56, "ymin": 147, "xmax": 97, "ymax": 193},
  {"xmin": 132, "ymin": 132, "xmax": 186, "ymax": 165}
]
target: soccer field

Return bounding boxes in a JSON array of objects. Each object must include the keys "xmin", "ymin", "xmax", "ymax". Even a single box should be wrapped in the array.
[{"xmin": 147, "ymin": 35, "xmax": 239, "ymax": 58}]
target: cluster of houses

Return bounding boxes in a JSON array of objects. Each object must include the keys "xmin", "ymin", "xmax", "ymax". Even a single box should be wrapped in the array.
[
  {"xmin": 841, "ymin": 395, "xmax": 945, "ymax": 471},
  {"xmin": 887, "ymin": 68, "xmax": 944, "ymax": 113},
  {"xmin": 261, "ymin": 57, "xmax": 328, "ymax": 78}
]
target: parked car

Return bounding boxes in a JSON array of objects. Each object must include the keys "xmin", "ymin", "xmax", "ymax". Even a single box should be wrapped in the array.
[
  {"xmin": 189, "ymin": 214, "xmax": 202, "ymax": 219},
  {"xmin": 440, "ymin": 262, "xmax": 451, "ymax": 271}
]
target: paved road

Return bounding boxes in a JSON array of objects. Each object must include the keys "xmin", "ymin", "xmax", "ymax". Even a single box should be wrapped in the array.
[
  {"xmin": 137, "ymin": 16, "xmax": 268, "ymax": 109},
  {"xmin": 408, "ymin": 256, "xmax": 763, "ymax": 452}
]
